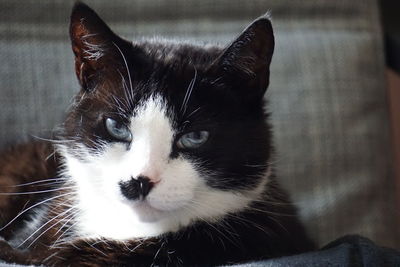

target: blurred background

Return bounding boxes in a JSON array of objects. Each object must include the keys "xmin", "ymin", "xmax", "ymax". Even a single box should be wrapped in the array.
[{"xmin": 0, "ymin": 0, "xmax": 399, "ymax": 249}]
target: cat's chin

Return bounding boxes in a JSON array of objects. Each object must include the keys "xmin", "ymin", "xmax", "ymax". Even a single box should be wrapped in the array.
[{"xmin": 129, "ymin": 200, "xmax": 169, "ymax": 223}]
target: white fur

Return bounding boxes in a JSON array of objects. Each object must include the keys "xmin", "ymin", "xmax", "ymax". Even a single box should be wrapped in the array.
[
  {"xmin": 81, "ymin": 35, "xmax": 106, "ymax": 61},
  {"xmin": 60, "ymin": 95, "xmax": 270, "ymax": 240}
]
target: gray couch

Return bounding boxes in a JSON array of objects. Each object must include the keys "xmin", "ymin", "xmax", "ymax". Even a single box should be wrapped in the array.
[{"xmin": 0, "ymin": 0, "xmax": 398, "ymax": 264}]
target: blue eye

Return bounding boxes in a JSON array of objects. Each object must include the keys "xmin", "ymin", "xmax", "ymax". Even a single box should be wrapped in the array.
[
  {"xmin": 105, "ymin": 118, "xmax": 132, "ymax": 142},
  {"xmin": 177, "ymin": 131, "xmax": 209, "ymax": 149}
]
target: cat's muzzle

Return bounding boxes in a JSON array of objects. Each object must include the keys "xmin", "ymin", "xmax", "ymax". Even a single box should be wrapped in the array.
[{"xmin": 119, "ymin": 176, "xmax": 154, "ymax": 200}]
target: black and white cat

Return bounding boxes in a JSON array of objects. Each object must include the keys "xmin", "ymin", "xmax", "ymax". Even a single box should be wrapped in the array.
[{"xmin": 0, "ymin": 3, "xmax": 314, "ymax": 266}]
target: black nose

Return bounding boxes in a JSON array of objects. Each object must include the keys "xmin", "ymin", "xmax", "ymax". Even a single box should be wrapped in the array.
[{"xmin": 119, "ymin": 176, "xmax": 153, "ymax": 200}]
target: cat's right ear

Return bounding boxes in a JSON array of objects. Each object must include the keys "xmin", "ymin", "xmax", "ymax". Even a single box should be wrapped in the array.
[
  {"xmin": 70, "ymin": 2, "xmax": 128, "ymax": 91},
  {"xmin": 209, "ymin": 16, "xmax": 274, "ymax": 102}
]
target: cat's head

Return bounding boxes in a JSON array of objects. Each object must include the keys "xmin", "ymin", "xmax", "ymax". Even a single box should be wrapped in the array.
[{"xmin": 58, "ymin": 2, "xmax": 275, "ymax": 239}]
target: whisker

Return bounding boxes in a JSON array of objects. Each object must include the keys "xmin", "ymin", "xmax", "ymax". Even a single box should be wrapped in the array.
[
  {"xmin": 4, "ymin": 178, "xmax": 66, "ymax": 188},
  {"xmin": 180, "ymin": 67, "xmax": 197, "ymax": 115},
  {"xmin": 52, "ymin": 220, "xmax": 80, "ymax": 248},
  {"xmin": 188, "ymin": 192, "xmax": 295, "ymax": 218},
  {"xmin": 185, "ymin": 106, "xmax": 202, "ymax": 119},
  {"xmin": 42, "ymin": 251, "xmax": 62, "ymax": 264},
  {"xmin": 22, "ymin": 207, "xmax": 76, "ymax": 249},
  {"xmin": 151, "ymin": 241, "xmax": 165, "ymax": 267},
  {"xmin": 0, "ymin": 186, "xmax": 76, "ymax": 196},
  {"xmin": 30, "ymin": 135, "xmax": 74, "ymax": 144},
  {"xmin": 0, "ymin": 192, "xmax": 75, "ymax": 232},
  {"xmin": 89, "ymin": 242, "xmax": 108, "ymax": 257},
  {"xmin": 53, "ymin": 210, "xmax": 79, "ymax": 237},
  {"xmin": 113, "ymin": 42, "xmax": 134, "ymax": 106},
  {"xmin": 45, "ymin": 150, "xmax": 57, "ymax": 161},
  {"xmin": 182, "ymin": 206, "xmax": 234, "ymax": 249},
  {"xmin": 117, "ymin": 69, "xmax": 135, "ymax": 111}
]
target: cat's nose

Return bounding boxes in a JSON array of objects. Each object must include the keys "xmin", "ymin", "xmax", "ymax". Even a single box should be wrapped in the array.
[{"xmin": 119, "ymin": 176, "xmax": 154, "ymax": 200}]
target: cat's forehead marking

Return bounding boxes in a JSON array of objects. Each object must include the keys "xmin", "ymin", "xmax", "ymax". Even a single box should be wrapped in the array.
[
  {"xmin": 127, "ymin": 94, "xmax": 175, "ymax": 173},
  {"xmin": 132, "ymin": 94, "xmax": 171, "ymax": 124}
]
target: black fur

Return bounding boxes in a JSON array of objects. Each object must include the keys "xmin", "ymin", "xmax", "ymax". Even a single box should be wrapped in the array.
[
  {"xmin": 66, "ymin": 2, "xmax": 273, "ymax": 191},
  {"xmin": 0, "ymin": 2, "xmax": 315, "ymax": 266}
]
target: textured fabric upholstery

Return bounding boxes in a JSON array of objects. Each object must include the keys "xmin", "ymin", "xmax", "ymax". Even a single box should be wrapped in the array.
[{"xmin": 0, "ymin": 0, "xmax": 398, "ymax": 252}]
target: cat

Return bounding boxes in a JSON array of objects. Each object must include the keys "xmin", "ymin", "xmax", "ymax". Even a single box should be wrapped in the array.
[{"xmin": 0, "ymin": 2, "xmax": 315, "ymax": 266}]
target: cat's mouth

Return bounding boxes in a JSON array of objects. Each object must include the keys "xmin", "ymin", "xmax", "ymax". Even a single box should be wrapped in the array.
[
  {"xmin": 127, "ymin": 199, "xmax": 170, "ymax": 223},
  {"xmin": 117, "ymin": 175, "xmax": 194, "ymax": 223}
]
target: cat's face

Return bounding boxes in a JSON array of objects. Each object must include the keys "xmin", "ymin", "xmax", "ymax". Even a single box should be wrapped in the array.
[{"xmin": 59, "ymin": 3, "xmax": 274, "ymax": 240}]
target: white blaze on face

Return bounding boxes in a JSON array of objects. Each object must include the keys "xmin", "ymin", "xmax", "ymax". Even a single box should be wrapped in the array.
[
  {"xmin": 122, "ymin": 97, "xmax": 174, "ymax": 183},
  {"xmin": 62, "ymin": 95, "xmax": 269, "ymax": 240},
  {"xmin": 119, "ymin": 96, "xmax": 198, "ymax": 214}
]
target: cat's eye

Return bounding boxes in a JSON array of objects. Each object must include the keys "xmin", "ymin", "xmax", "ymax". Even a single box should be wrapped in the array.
[
  {"xmin": 105, "ymin": 117, "xmax": 132, "ymax": 142},
  {"xmin": 177, "ymin": 131, "xmax": 209, "ymax": 149}
]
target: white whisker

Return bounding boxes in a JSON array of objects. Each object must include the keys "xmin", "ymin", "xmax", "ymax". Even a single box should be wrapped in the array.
[
  {"xmin": 22, "ymin": 207, "xmax": 76, "ymax": 249},
  {"xmin": 0, "ymin": 192, "xmax": 75, "ymax": 232},
  {"xmin": 53, "ymin": 209, "xmax": 79, "ymax": 237},
  {"xmin": 5, "ymin": 178, "xmax": 66, "ymax": 188},
  {"xmin": 180, "ymin": 67, "xmax": 197, "ymax": 115},
  {"xmin": 0, "ymin": 186, "xmax": 76, "ymax": 196},
  {"xmin": 186, "ymin": 106, "xmax": 202, "ymax": 119},
  {"xmin": 51, "ymin": 220, "xmax": 79, "ymax": 248},
  {"xmin": 113, "ymin": 42, "xmax": 134, "ymax": 106},
  {"xmin": 30, "ymin": 135, "xmax": 74, "ymax": 144}
]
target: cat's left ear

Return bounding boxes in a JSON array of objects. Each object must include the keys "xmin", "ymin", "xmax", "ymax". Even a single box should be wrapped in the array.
[
  {"xmin": 212, "ymin": 16, "xmax": 274, "ymax": 101},
  {"xmin": 69, "ymin": 2, "xmax": 132, "ymax": 92}
]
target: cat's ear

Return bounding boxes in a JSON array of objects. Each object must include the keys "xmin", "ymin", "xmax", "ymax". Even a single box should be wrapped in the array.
[
  {"xmin": 70, "ymin": 2, "xmax": 130, "ymax": 91},
  {"xmin": 212, "ymin": 16, "xmax": 274, "ymax": 101}
]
